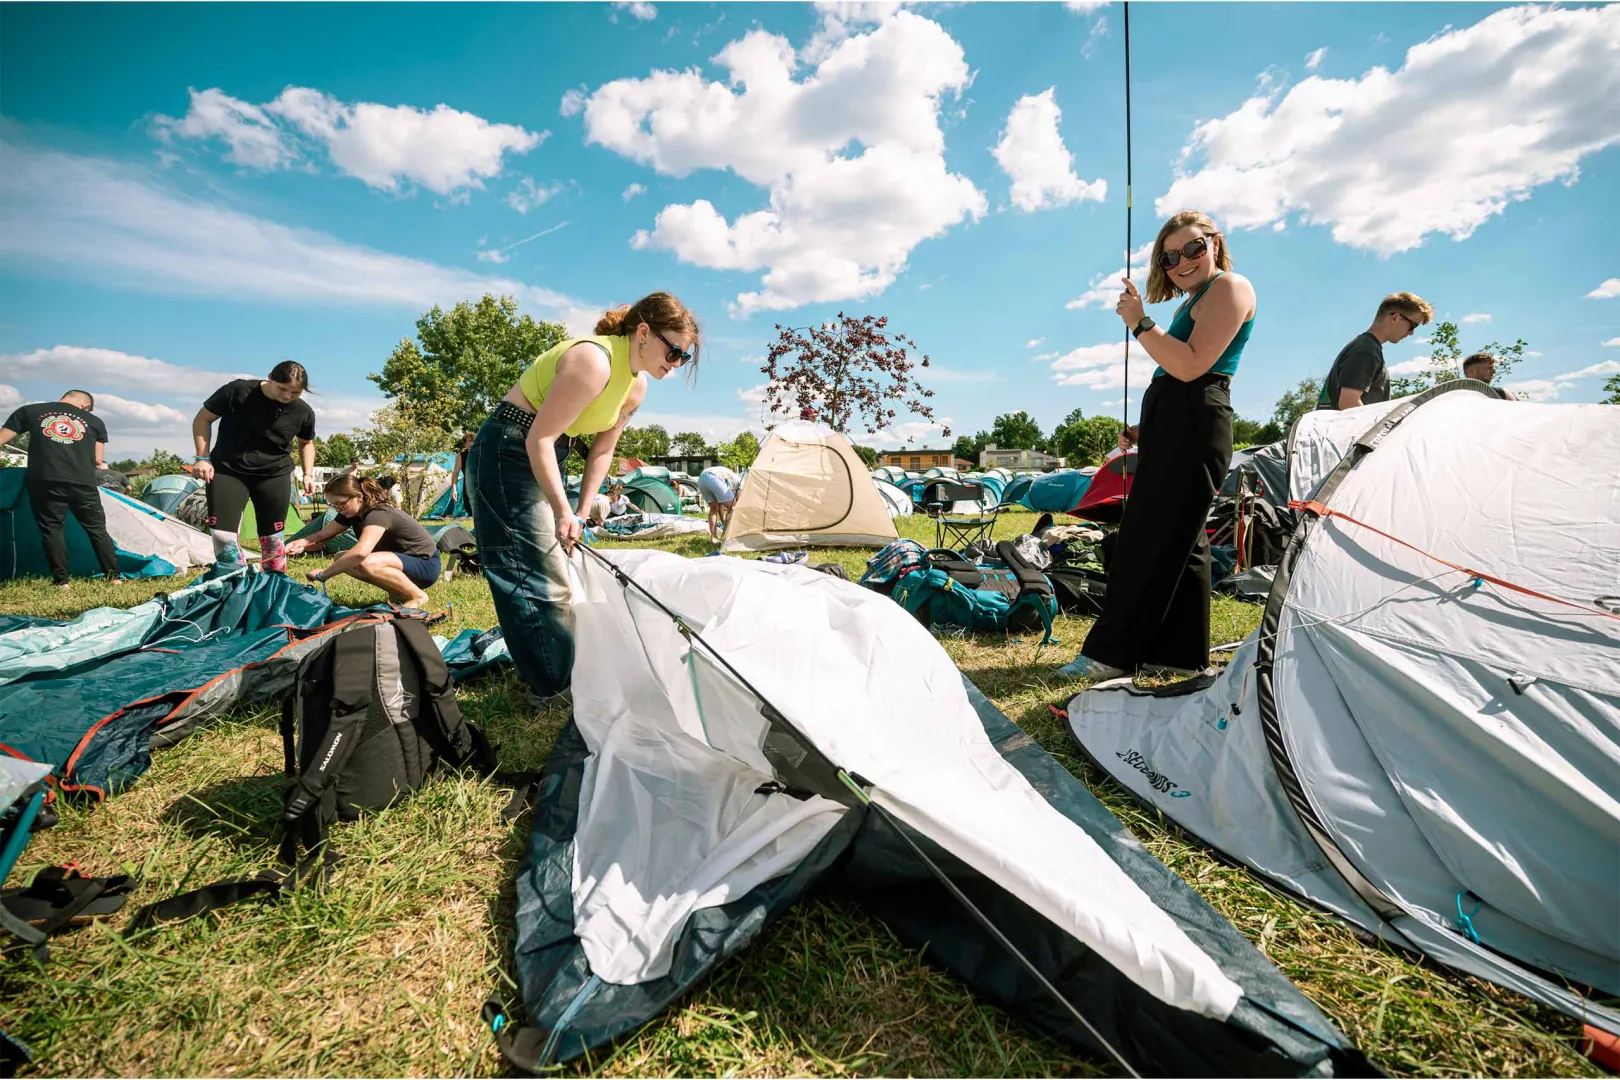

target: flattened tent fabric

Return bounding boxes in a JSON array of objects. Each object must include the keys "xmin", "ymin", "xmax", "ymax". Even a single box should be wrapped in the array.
[
  {"xmin": 599, "ymin": 513, "xmax": 711, "ymax": 539},
  {"xmin": 494, "ymin": 550, "xmax": 1369, "ymax": 1075},
  {"xmin": 1, "ymin": 469, "xmax": 215, "ymax": 580},
  {"xmin": 723, "ymin": 420, "xmax": 898, "ymax": 551},
  {"xmin": 0, "ymin": 567, "xmax": 377, "ymax": 799},
  {"xmin": 1066, "ymin": 385, "xmax": 1620, "ymax": 1035}
]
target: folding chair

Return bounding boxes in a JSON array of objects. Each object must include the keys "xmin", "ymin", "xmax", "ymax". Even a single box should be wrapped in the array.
[{"xmin": 922, "ymin": 480, "xmax": 998, "ymax": 552}]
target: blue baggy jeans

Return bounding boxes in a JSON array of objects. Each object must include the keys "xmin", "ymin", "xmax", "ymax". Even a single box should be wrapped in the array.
[{"xmin": 467, "ymin": 413, "xmax": 574, "ymax": 700}]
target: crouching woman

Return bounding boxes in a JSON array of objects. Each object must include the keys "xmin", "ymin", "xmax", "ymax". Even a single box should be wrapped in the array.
[{"xmin": 286, "ymin": 474, "xmax": 440, "ymax": 608}]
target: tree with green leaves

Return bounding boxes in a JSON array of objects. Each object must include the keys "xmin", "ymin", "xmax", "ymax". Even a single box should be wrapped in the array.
[
  {"xmin": 143, "ymin": 449, "xmax": 188, "ymax": 476},
  {"xmin": 717, "ymin": 431, "xmax": 761, "ymax": 472},
  {"xmin": 370, "ymin": 294, "xmax": 568, "ymax": 435},
  {"xmin": 989, "ymin": 410, "xmax": 1043, "ymax": 451},
  {"xmin": 1272, "ymin": 378, "xmax": 1322, "ymax": 435},
  {"xmin": 670, "ymin": 431, "xmax": 711, "ymax": 456},
  {"xmin": 1391, "ymin": 319, "xmax": 1529, "ymax": 395},
  {"xmin": 1232, "ymin": 416, "xmax": 1282, "ymax": 447},
  {"xmin": 316, "ymin": 433, "xmax": 358, "ymax": 468},
  {"xmin": 352, "ymin": 404, "xmax": 453, "ymax": 515},
  {"xmin": 952, "ymin": 431, "xmax": 990, "ymax": 468},
  {"xmin": 110, "ymin": 457, "xmax": 140, "ymax": 473},
  {"xmin": 617, "ymin": 424, "xmax": 670, "ymax": 462},
  {"xmin": 1603, "ymin": 373, "xmax": 1620, "ymax": 405},
  {"xmin": 1049, "ymin": 408, "xmax": 1124, "ymax": 468},
  {"xmin": 852, "ymin": 443, "xmax": 879, "ymax": 468}
]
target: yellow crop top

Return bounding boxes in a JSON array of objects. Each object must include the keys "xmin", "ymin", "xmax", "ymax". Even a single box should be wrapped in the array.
[{"xmin": 516, "ymin": 335, "xmax": 637, "ymax": 438}]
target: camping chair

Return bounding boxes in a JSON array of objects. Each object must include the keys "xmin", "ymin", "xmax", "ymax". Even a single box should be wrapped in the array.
[{"xmin": 922, "ymin": 480, "xmax": 997, "ymax": 552}]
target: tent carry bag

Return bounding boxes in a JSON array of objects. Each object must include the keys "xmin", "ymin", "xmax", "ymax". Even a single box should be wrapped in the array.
[
  {"xmin": 893, "ymin": 543, "xmax": 1057, "ymax": 643},
  {"xmin": 125, "ymin": 616, "xmax": 498, "ymax": 932}
]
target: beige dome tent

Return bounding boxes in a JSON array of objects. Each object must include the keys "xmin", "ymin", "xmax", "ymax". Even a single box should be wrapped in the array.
[{"xmin": 723, "ymin": 420, "xmax": 898, "ymax": 552}]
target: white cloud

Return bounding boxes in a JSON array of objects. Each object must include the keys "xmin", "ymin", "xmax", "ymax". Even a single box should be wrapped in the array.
[
  {"xmin": 1603, "ymin": 338, "xmax": 1620, "ymax": 349},
  {"xmin": 1461, "ymin": 312, "xmax": 1492, "ymax": 324},
  {"xmin": 1589, "ymin": 278, "xmax": 1620, "ymax": 299},
  {"xmin": 0, "ymin": 383, "xmax": 22, "ymax": 409},
  {"xmin": 1559, "ymin": 359, "xmax": 1620, "ymax": 379},
  {"xmin": 157, "ymin": 85, "xmax": 543, "ymax": 197},
  {"xmin": 582, "ymin": 12, "xmax": 987, "ymax": 315},
  {"xmin": 851, "ymin": 418, "xmax": 953, "ymax": 449},
  {"xmin": 633, "ymin": 410, "xmax": 759, "ymax": 445},
  {"xmin": 1387, "ymin": 356, "xmax": 1434, "ymax": 377},
  {"xmin": 506, "ymin": 176, "xmax": 564, "ymax": 213},
  {"xmin": 476, "ymin": 248, "xmax": 510, "ymax": 264},
  {"xmin": 1048, "ymin": 341, "xmax": 1156, "ymax": 390},
  {"xmin": 613, "ymin": 1, "xmax": 658, "ymax": 20},
  {"xmin": 1304, "ymin": 47, "xmax": 1327, "ymax": 71},
  {"xmin": 993, "ymin": 89, "xmax": 1106, "ymax": 213},
  {"xmin": 1066, "ymin": 241, "xmax": 1154, "ymax": 310},
  {"xmin": 622, "ymin": 182, "xmax": 647, "ymax": 201},
  {"xmin": 1026, "ymin": 337, "xmax": 1046, "ymax": 348},
  {"xmin": 1502, "ymin": 379, "xmax": 1561, "ymax": 402},
  {"xmin": 152, "ymin": 88, "xmax": 297, "ymax": 170},
  {"xmin": 0, "ymin": 140, "xmax": 587, "ymax": 320},
  {"xmin": 1158, "ymin": 5, "xmax": 1620, "ymax": 255},
  {"xmin": 1032, "ymin": 351, "xmax": 1059, "ymax": 362},
  {"xmin": 1081, "ymin": 16, "xmax": 1109, "ymax": 60},
  {"xmin": 1096, "ymin": 396, "xmax": 1136, "ymax": 410},
  {"xmin": 1, "ymin": 346, "xmax": 255, "ymax": 396},
  {"xmin": 1063, "ymin": 0, "xmax": 1109, "ymax": 12},
  {"xmin": 93, "ymin": 393, "xmax": 190, "ymax": 427}
]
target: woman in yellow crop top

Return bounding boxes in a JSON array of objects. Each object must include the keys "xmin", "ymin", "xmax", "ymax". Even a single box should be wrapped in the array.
[{"xmin": 469, "ymin": 291, "xmax": 700, "ymax": 704}]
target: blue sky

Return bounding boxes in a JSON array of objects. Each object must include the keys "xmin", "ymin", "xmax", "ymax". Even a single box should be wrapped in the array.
[{"xmin": 2, "ymin": 1, "xmax": 1617, "ymax": 459}]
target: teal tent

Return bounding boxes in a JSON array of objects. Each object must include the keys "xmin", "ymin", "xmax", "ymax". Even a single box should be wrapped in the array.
[
  {"xmin": 621, "ymin": 475, "xmax": 682, "ymax": 515},
  {"xmin": 1, "ymin": 470, "xmax": 177, "ymax": 581},
  {"xmin": 287, "ymin": 507, "xmax": 358, "ymax": 553},
  {"xmin": 141, "ymin": 474, "xmax": 201, "ymax": 515}
]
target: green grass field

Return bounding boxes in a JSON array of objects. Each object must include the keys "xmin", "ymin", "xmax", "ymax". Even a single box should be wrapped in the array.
[{"xmin": 0, "ymin": 509, "xmax": 1598, "ymax": 1077}]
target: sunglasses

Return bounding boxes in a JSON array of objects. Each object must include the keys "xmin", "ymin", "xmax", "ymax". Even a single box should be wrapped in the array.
[
  {"xmin": 1395, "ymin": 313, "xmax": 1421, "ymax": 331},
  {"xmin": 652, "ymin": 328, "xmax": 695, "ymax": 367},
  {"xmin": 1157, "ymin": 235, "xmax": 1214, "ymax": 272}
]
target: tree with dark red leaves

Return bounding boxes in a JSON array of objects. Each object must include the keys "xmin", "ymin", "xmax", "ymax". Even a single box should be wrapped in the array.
[{"xmin": 760, "ymin": 313, "xmax": 948, "ymax": 440}]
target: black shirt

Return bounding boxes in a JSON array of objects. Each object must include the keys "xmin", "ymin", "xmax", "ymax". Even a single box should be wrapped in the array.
[
  {"xmin": 204, "ymin": 379, "xmax": 316, "ymax": 477},
  {"xmin": 1319, "ymin": 333, "xmax": 1388, "ymax": 409},
  {"xmin": 3, "ymin": 401, "xmax": 108, "ymax": 485},
  {"xmin": 336, "ymin": 505, "xmax": 437, "ymax": 559}
]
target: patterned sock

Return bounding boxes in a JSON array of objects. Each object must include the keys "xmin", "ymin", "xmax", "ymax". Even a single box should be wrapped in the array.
[
  {"xmin": 210, "ymin": 528, "xmax": 243, "ymax": 566},
  {"xmin": 259, "ymin": 530, "xmax": 287, "ymax": 573}
]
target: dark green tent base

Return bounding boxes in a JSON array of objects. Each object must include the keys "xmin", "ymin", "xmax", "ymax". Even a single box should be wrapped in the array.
[{"xmin": 496, "ymin": 682, "xmax": 1375, "ymax": 1076}]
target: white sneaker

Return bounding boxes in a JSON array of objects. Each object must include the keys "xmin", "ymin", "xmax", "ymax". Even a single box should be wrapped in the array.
[{"xmin": 1056, "ymin": 655, "xmax": 1129, "ymax": 681}]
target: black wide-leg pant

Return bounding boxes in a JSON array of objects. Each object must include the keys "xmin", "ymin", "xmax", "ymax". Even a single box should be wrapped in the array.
[{"xmin": 1081, "ymin": 372, "xmax": 1234, "ymax": 671}]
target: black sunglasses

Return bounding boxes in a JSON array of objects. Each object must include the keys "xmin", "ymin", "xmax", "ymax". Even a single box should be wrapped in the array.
[
  {"xmin": 1157, "ymin": 235, "xmax": 1214, "ymax": 272},
  {"xmin": 1395, "ymin": 312, "xmax": 1421, "ymax": 331},
  {"xmin": 652, "ymin": 328, "xmax": 695, "ymax": 367}
]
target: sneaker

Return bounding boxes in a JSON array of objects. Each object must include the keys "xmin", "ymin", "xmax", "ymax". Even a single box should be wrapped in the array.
[
  {"xmin": 525, "ymin": 686, "xmax": 573, "ymax": 710},
  {"xmin": 54, "ymin": 581, "xmax": 71, "ymax": 590},
  {"xmin": 1056, "ymin": 655, "xmax": 1129, "ymax": 681}
]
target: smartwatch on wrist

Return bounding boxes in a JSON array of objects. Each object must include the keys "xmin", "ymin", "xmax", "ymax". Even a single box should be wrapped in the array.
[{"xmin": 1132, "ymin": 316, "xmax": 1155, "ymax": 339}]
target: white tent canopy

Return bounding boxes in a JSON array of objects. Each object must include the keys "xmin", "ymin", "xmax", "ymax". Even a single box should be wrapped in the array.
[
  {"xmin": 1067, "ymin": 387, "xmax": 1620, "ymax": 1033},
  {"xmin": 723, "ymin": 420, "xmax": 898, "ymax": 551}
]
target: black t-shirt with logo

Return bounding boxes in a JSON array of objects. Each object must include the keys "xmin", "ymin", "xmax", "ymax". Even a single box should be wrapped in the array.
[
  {"xmin": 204, "ymin": 379, "xmax": 316, "ymax": 477},
  {"xmin": 1318, "ymin": 333, "xmax": 1389, "ymax": 409},
  {"xmin": 336, "ymin": 505, "xmax": 437, "ymax": 559},
  {"xmin": 4, "ymin": 401, "xmax": 108, "ymax": 485}
]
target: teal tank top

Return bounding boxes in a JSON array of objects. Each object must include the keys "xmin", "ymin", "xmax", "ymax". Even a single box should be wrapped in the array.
[{"xmin": 1153, "ymin": 271, "xmax": 1253, "ymax": 379}]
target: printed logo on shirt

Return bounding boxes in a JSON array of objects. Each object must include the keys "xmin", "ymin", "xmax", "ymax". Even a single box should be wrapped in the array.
[{"xmin": 39, "ymin": 413, "xmax": 88, "ymax": 444}]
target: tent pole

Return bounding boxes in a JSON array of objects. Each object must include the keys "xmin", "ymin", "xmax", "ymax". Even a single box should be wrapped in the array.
[{"xmin": 1122, "ymin": 0, "xmax": 1134, "ymax": 471}]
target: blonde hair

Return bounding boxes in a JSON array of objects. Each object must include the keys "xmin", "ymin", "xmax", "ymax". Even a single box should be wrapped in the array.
[
  {"xmin": 1375, "ymin": 292, "xmax": 1433, "ymax": 325},
  {"xmin": 1145, "ymin": 210, "xmax": 1232, "ymax": 304},
  {"xmin": 595, "ymin": 292, "xmax": 701, "ymax": 369},
  {"xmin": 324, "ymin": 473, "xmax": 389, "ymax": 512}
]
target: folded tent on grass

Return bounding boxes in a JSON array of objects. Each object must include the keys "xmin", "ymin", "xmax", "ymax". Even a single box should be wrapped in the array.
[
  {"xmin": 1065, "ymin": 384, "xmax": 1620, "ymax": 1036},
  {"xmin": 488, "ymin": 547, "xmax": 1372, "ymax": 1076}
]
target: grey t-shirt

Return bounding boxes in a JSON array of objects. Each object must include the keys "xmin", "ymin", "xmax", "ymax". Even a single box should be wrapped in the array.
[
  {"xmin": 336, "ymin": 506, "xmax": 436, "ymax": 559},
  {"xmin": 1319, "ymin": 332, "xmax": 1388, "ymax": 409}
]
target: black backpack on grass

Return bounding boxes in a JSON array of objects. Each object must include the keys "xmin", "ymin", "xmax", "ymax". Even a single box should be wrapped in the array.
[{"xmin": 127, "ymin": 616, "xmax": 497, "ymax": 931}]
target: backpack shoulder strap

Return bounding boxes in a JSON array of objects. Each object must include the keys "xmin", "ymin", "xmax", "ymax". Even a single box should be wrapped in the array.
[
  {"xmin": 393, "ymin": 617, "xmax": 497, "ymax": 773},
  {"xmin": 284, "ymin": 624, "xmax": 378, "ymax": 822}
]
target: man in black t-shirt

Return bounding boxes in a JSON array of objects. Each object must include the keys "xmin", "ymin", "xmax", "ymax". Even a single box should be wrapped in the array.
[
  {"xmin": 0, "ymin": 390, "xmax": 122, "ymax": 586},
  {"xmin": 1318, "ymin": 291, "xmax": 1433, "ymax": 410}
]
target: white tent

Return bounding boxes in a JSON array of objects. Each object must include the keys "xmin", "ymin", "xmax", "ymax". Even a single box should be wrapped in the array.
[
  {"xmin": 722, "ymin": 420, "xmax": 898, "ymax": 551},
  {"xmin": 872, "ymin": 477, "xmax": 913, "ymax": 518},
  {"xmin": 102, "ymin": 488, "xmax": 217, "ymax": 571},
  {"xmin": 1066, "ymin": 385, "xmax": 1620, "ymax": 1034}
]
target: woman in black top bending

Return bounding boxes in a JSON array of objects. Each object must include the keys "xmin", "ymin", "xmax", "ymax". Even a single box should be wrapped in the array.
[
  {"xmin": 191, "ymin": 361, "xmax": 316, "ymax": 571},
  {"xmin": 287, "ymin": 473, "xmax": 440, "ymax": 608}
]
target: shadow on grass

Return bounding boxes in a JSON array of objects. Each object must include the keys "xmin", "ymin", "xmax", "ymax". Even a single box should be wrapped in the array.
[{"xmin": 160, "ymin": 772, "xmax": 288, "ymax": 852}]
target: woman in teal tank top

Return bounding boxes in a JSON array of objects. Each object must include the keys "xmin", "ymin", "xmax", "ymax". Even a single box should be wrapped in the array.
[{"xmin": 1060, "ymin": 210, "xmax": 1258, "ymax": 681}]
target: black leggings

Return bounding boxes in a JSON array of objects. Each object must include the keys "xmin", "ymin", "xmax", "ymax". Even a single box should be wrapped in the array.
[
  {"xmin": 1081, "ymin": 373, "xmax": 1234, "ymax": 671},
  {"xmin": 206, "ymin": 469, "xmax": 290, "ymax": 537}
]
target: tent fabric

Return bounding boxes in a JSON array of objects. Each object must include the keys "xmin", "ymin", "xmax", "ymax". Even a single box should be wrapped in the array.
[
  {"xmin": 872, "ymin": 477, "xmax": 913, "ymax": 518},
  {"xmin": 1021, "ymin": 469, "xmax": 1095, "ymax": 514},
  {"xmin": 0, "ymin": 567, "xmax": 378, "ymax": 798},
  {"xmin": 141, "ymin": 474, "xmax": 202, "ymax": 515},
  {"xmin": 503, "ymin": 550, "xmax": 1368, "ymax": 1074},
  {"xmin": 172, "ymin": 484, "xmax": 308, "ymax": 548},
  {"xmin": 288, "ymin": 508, "xmax": 359, "ymax": 553},
  {"xmin": 723, "ymin": 420, "xmax": 898, "ymax": 551},
  {"xmin": 1221, "ymin": 439, "xmax": 1288, "ymax": 501},
  {"xmin": 426, "ymin": 475, "xmax": 468, "ymax": 519},
  {"xmin": 1072, "ymin": 451, "xmax": 1135, "ymax": 521},
  {"xmin": 599, "ymin": 513, "xmax": 711, "ymax": 540},
  {"xmin": 621, "ymin": 476, "xmax": 682, "ymax": 516},
  {"xmin": 1066, "ymin": 387, "xmax": 1620, "ymax": 1035},
  {"xmin": 2, "ymin": 469, "xmax": 215, "ymax": 581}
]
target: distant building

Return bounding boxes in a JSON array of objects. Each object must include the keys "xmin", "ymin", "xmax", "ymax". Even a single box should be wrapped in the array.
[
  {"xmin": 877, "ymin": 447, "xmax": 956, "ymax": 471},
  {"xmin": 979, "ymin": 444, "xmax": 1066, "ymax": 471},
  {"xmin": 651, "ymin": 452, "xmax": 719, "ymax": 474}
]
